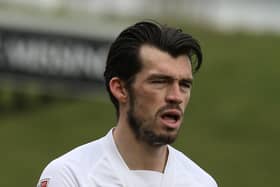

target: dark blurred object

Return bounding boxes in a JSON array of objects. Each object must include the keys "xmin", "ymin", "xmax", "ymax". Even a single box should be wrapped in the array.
[{"xmin": 0, "ymin": 25, "xmax": 112, "ymax": 97}]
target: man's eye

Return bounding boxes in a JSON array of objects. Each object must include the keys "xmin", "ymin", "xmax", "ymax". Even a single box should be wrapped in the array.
[
  {"xmin": 180, "ymin": 82, "xmax": 192, "ymax": 89},
  {"xmin": 151, "ymin": 79, "xmax": 166, "ymax": 84}
]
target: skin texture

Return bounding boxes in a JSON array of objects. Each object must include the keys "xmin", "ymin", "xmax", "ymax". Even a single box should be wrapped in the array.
[{"xmin": 110, "ymin": 45, "xmax": 193, "ymax": 172}]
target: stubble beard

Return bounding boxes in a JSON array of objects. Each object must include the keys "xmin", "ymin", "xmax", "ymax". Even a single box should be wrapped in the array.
[{"xmin": 127, "ymin": 91, "xmax": 178, "ymax": 147}]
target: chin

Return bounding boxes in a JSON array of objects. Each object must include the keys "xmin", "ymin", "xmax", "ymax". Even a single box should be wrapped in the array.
[{"xmin": 151, "ymin": 130, "xmax": 178, "ymax": 146}]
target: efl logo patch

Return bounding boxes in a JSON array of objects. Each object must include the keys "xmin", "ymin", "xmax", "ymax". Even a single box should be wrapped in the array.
[{"xmin": 38, "ymin": 178, "xmax": 49, "ymax": 187}]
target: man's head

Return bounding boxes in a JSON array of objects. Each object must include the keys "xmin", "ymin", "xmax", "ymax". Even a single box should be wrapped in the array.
[
  {"xmin": 104, "ymin": 21, "xmax": 202, "ymax": 115},
  {"xmin": 104, "ymin": 21, "xmax": 202, "ymax": 145}
]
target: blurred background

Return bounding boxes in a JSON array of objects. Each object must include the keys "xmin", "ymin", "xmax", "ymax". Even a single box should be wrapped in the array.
[{"xmin": 0, "ymin": 0, "xmax": 279, "ymax": 186}]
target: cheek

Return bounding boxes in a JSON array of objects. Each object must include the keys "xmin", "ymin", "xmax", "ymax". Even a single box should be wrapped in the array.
[
  {"xmin": 134, "ymin": 89, "xmax": 162, "ymax": 114},
  {"xmin": 182, "ymin": 93, "xmax": 191, "ymax": 109}
]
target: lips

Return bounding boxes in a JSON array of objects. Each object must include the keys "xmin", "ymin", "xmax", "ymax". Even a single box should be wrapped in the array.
[{"xmin": 160, "ymin": 109, "xmax": 182, "ymax": 129}]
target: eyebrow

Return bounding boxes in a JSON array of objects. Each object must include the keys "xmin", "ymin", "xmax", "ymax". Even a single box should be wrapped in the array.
[{"xmin": 147, "ymin": 74, "xmax": 193, "ymax": 84}]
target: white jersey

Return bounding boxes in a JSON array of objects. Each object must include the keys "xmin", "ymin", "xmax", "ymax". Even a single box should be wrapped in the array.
[{"xmin": 37, "ymin": 129, "xmax": 218, "ymax": 187}]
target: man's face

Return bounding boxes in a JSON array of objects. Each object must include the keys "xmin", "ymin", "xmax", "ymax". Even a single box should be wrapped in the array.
[{"xmin": 126, "ymin": 45, "xmax": 193, "ymax": 146}]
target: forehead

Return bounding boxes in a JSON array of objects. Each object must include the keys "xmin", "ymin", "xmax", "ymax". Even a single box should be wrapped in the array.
[{"xmin": 138, "ymin": 45, "xmax": 193, "ymax": 79}]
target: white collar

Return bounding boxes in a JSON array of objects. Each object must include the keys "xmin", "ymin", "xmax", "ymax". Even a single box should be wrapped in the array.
[{"xmin": 103, "ymin": 128, "xmax": 176, "ymax": 187}]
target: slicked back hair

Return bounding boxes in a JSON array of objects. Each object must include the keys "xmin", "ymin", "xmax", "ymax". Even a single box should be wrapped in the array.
[{"xmin": 104, "ymin": 21, "xmax": 203, "ymax": 117}]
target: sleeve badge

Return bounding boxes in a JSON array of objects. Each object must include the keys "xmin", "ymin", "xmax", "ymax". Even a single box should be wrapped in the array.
[{"xmin": 37, "ymin": 178, "xmax": 49, "ymax": 187}]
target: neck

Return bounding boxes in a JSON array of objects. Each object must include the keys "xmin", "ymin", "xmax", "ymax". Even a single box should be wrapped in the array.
[{"xmin": 113, "ymin": 118, "xmax": 168, "ymax": 173}]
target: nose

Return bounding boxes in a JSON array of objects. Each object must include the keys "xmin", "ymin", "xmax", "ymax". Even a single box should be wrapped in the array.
[{"xmin": 165, "ymin": 83, "xmax": 183, "ymax": 104}]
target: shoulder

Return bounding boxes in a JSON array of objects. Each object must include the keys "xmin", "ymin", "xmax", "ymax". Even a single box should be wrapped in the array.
[
  {"xmin": 54, "ymin": 135, "xmax": 106, "ymax": 169},
  {"xmin": 168, "ymin": 146, "xmax": 218, "ymax": 187},
  {"xmin": 38, "ymin": 136, "xmax": 107, "ymax": 187}
]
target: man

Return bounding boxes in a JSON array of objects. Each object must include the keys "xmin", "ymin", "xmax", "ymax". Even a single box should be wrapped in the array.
[{"xmin": 37, "ymin": 21, "xmax": 218, "ymax": 187}]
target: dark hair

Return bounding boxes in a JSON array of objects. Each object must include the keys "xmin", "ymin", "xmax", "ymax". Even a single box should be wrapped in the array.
[{"xmin": 104, "ymin": 21, "xmax": 202, "ymax": 117}]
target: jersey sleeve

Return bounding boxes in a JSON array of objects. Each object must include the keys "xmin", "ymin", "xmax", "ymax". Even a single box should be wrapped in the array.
[{"xmin": 37, "ymin": 159, "xmax": 78, "ymax": 187}]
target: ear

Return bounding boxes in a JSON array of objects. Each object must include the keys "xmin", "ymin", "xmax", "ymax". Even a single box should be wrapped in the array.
[{"xmin": 109, "ymin": 77, "xmax": 128, "ymax": 103}]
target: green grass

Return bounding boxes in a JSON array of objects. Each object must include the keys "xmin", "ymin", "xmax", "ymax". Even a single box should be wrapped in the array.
[
  {"xmin": 0, "ymin": 98, "xmax": 115, "ymax": 186},
  {"xmin": 175, "ymin": 27, "xmax": 280, "ymax": 186},
  {"xmin": 0, "ymin": 25, "xmax": 279, "ymax": 187}
]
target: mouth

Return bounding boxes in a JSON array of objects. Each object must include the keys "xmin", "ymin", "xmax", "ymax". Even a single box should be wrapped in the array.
[{"xmin": 160, "ymin": 109, "xmax": 182, "ymax": 129}]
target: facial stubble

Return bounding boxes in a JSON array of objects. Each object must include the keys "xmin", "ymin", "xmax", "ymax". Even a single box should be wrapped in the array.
[{"xmin": 126, "ymin": 88, "xmax": 180, "ymax": 147}]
